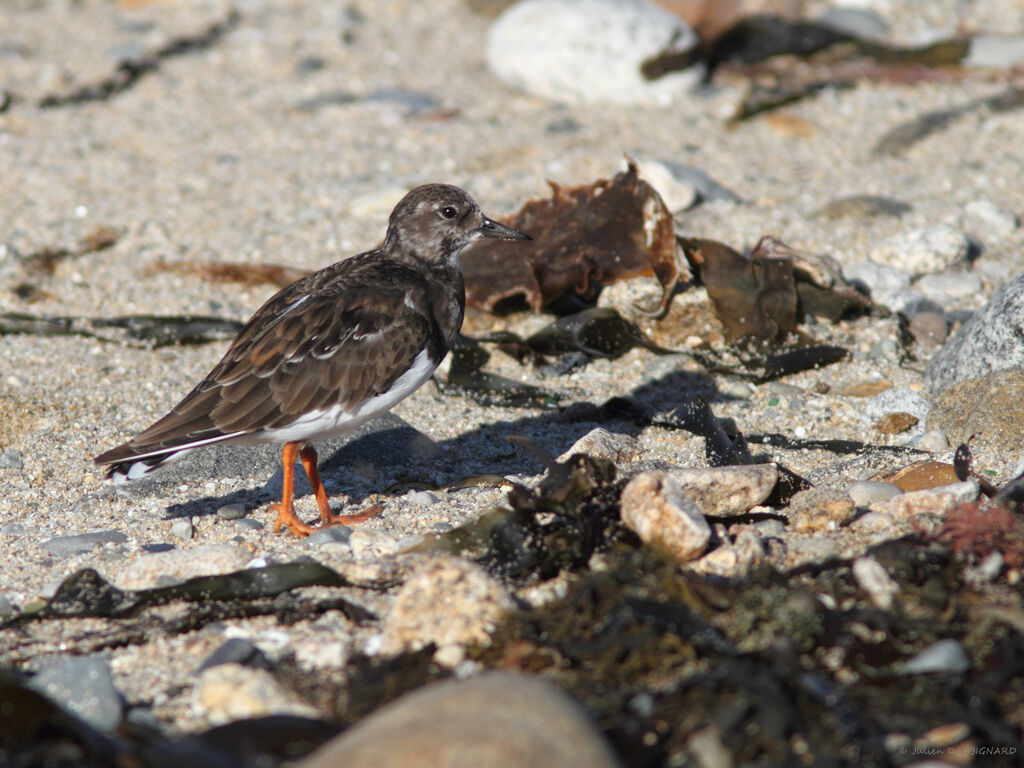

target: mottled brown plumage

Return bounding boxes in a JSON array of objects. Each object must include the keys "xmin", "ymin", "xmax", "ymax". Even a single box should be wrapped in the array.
[{"xmin": 95, "ymin": 184, "xmax": 530, "ymax": 535}]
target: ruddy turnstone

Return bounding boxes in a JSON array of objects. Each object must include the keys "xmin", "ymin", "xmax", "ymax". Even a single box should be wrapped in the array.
[{"xmin": 94, "ymin": 184, "xmax": 530, "ymax": 536}]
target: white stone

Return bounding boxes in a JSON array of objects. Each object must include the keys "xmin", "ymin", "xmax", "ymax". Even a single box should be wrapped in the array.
[
  {"xmin": 869, "ymin": 225, "xmax": 970, "ymax": 274},
  {"xmin": 486, "ymin": 0, "xmax": 702, "ymax": 105},
  {"xmin": 962, "ymin": 198, "xmax": 1018, "ymax": 241},
  {"xmin": 620, "ymin": 472, "xmax": 710, "ymax": 561}
]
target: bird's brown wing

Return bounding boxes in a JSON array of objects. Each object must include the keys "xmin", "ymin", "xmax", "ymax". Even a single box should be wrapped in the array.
[{"xmin": 95, "ymin": 259, "xmax": 438, "ymax": 463}]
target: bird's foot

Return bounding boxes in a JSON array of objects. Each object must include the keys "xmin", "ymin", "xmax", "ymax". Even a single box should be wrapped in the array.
[
  {"xmin": 270, "ymin": 502, "xmax": 318, "ymax": 537},
  {"xmin": 323, "ymin": 503, "xmax": 384, "ymax": 526}
]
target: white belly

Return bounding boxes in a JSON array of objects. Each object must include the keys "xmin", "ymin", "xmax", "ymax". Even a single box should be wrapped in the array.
[{"xmin": 257, "ymin": 348, "xmax": 438, "ymax": 444}]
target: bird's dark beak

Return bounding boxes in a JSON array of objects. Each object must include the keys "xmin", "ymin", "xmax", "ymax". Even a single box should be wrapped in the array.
[{"xmin": 479, "ymin": 216, "xmax": 532, "ymax": 241}]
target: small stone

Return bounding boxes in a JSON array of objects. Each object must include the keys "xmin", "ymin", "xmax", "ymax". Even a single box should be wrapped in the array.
[
  {"xmin": 852, "ymin": 555, "xmax": 900, "ymax": 611},
  {"xmin": 874, "ymin": 412, "xmax": 919, "ymax": 435},
  {"xmin": 913, "ymin": 272, "xmax": 983, "ymax": 304},
  {"xmin": 299, "ymin": 673, "xmax": 620, "ymax": 768},
  {"xmin": 916, "ymin": 430, "xmax": 950, "ymax": 453},
  {"xmin": 193, "ymin": 663, "xmax": 319, "ymax": 724},
  {"xmin": 197, "ymin": 638, "xmax": 271, "ymax": 673},
  {"xmin": 963, "ymin": 200, "xmax": 1018, "ymax": 239},
  {"xmin": 965, "ymin": 36, "xmax": 1024, "ymax": 68},
  {"xmin": 909, "ymin": 311, "xmax": 949, "ymax": 347},
  {"xmin": 666, "ymin": 464, "xmax": 778, "ymax": 517},
  {"xmin": 558, "ymin": 427, "xmax": 642, "ymax": 464},
  {"xmin": 815, "ymin": 194, "xmax": 909, "ymax": 219},
  {"xmin": 869, "ymin": 225, "xmax": 971, "ymax": 274},
  {"xmin": 0, "ymin": 594, "xmax": 15, "ymax": 617},
  {"xmin": 306, "ymin": 525, "xmax": 353, "ymax": 546},
  {"xmin": 235, "ymin": 518, "xmax": 264, "ymax": 531},
  {"xmin": 690, "ymin": 527, "xmax": 763, "ymax": 578},
  {"xmin": 486, "ymin": 0, "xmax": 702, "ymax": 105},
  {"xmin": 1, "ymin": 522, "xmax": 26, "ymax": 536},
  {"xmin": 840, "ymin": 379, "xmax": 892, "ymax": 398},
  {"xmin": 29, "ymin": 655, "xmax": 122, "ymax": 732},
  {"xmin": 900, "ymin": 639, "xmax": 970, "ymax": 675},
  {"xmin": 889, "ymin": 487, "xmax": 965, "ymax": 523},
  {"xmin": 635, "ymin": 159, "xmax": 698, "ymax": 212},
  {"xmin": 41, "ymin": 530, "xmax": 128, "ymax": 557},
  {"xmin": 862, "ymin": 388, "xmax": 930, "ymax": 435},
  {"xmin": 171, "ymin": 520, "xmax": 194, "ymax": 541},
  {"xmin": 0, "ymin": 448, "xmax": 24, "ymax": 469},
  {"xmin": 405, "ymin": 489, "xmax": 441, "ymax": 506},
  {"xmin": 847, "ymin": 480, "xmax": 902, "ymax": 508},
  {"xmin": 216, "ymin": 502, "xmax": 247, "ymax": 520},
  {"xmin": 881, "ymin": 460, "xmax": 959, "ymax": 492},
  {"xmin": 842, "ymin": 260, "xmax": 911, "ymax": 307},
  {"xmin": 964, "ymin": 551, "xmax": 1004, "ymax": 585},
  {"xmin": 620, "ymin": 472, "xmax": 711, "ymax": 562},
  {"xmin": 379, "ymin": 557, "xmax": 512, "ymax": 660},
  {"xmin": 349, "ymin": 529, "xmax": 401, "ymax": 558},
  {"xmin": 109, "ymin": 544, "xmax": 252, "ymax": 590},
  {"xmin": 787, "ymin": 487, "xmax": 856, "ymax": 533}
]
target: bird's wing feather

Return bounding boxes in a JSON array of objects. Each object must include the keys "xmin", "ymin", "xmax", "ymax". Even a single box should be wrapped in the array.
[{"xmin": 95, "ymin": 258, "xmax": 439, "ymax": 462}]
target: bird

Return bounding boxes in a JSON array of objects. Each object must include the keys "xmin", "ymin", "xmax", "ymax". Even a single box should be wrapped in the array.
[{"xmin": 94, "ymin": 184, "xmax": 531, "ymax": 536}]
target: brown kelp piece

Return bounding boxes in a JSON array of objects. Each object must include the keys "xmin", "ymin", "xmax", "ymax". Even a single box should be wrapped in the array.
[
  {"xmin": 681, "ymin": 235, "xmax": 871, "ymax": 344},
  {"xmin": 461, "ymin": 162, "xmax": 685, "ymax": 315}
]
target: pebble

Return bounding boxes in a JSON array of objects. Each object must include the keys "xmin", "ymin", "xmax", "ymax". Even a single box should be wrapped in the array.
[
  {"xmin": 916, "ymin": 430, "xmax": 950, "ymax": 453},
  {"xmin": 815, "ymin": 194, "xmax": 909, "ymax": 219},
  {"xmin": 842, "ymin": 260, "xmax": 911, "ymax": 308},
  {"xmin": 852, "ymin": 555, "xmax": 900, "ymax": 611},
  {"xmin": 378, "ymin": 557, "xmax": 512, "ymax": 663},
  {"xmin": 306, "ymin": 525, "xmax": 353, "ymax": 546},
  {"xmin": 193, "ymin": 663, "xmax": 319, "ymax": 724},
  {"xmin": 29, "ymin": 655, "xmax": 123, "ymax": 732},
  {"xmin": 961, "ymin": 198, "xmax": 1018, "ymax": 241},
  {"xmin": 405, "ymin": 489, "xmax": 441, "ymax": 506},
  {"xmin": 216, "ymin": 502, "xmax": 248, "ymax": 520},
  {"xmin": 0, "ymin": 593, "xmax": 14, "ymax": 616},
  {"xmin": 784, "ymin": 536, "xmax": 844, "ymax": 567},
  {"xmin": 666, "ymin": 464, "xmax": 778, "ymax": 517},
  {"xmin": 882, "ymin": 460, "xmax": 959, "ymax": 492},
  {"xmin": 908, "ymin": 311, "xmax": 948, "ymax": 348},
  {"xmin": 197, "ymin": 638, "xmax": 271, "ymax": 673},
  {"xmin": 964, "ymin": 36, "xmax": 1024, "ymax": 69},
  {"xmin": 786, "ymin": 487, "xmax": 856, "ymax": 533},
  {"xmin": 1, "ymin": 522, "xmax": 26, "ymax": 536},
  {"xmin": 913, "ymin": 272, "xmax": 982, "ymax": 304},
  {"xmin": 874, "ymin": 412, "xmax": 918, "ymax": 435},
  {"xmin": 926, "ymin": 271, "xmax": 1024, "ymax": 394},
  {"xmin": 889, "ymin": 487, "xmax": 965, "ymax": 523},
  {"xmin": 869, "ymin": 225, "xmax": 971, "ymax": 274},
  {"xmin": 297, "ymin": 672, "xmax": 621, "ymax": 768},
  {"xmin": 234, "ymin": 518, "xmax": 264, "ymax": 531},
  {"xmin": 927, "ymin": 368, "xmax": 1024, "ymax": 452},
  {"xmin": 40, "ymin": 530, "xmax": 128, "ymax": 557},
  {"xmin": 964, "ymin": 551, "xmax": 1004, "ymax": 585},
  {"xmin": 171, "ymin": 519, "xmax": 194, "ymax": 541},
  {"xmin": 0, "ymin": 448, "xmax": 24, "ymax": 469},
  {"xmin": 620, "ymin": 472, "xmax": 711, "ymax": 562},
  {"xmin": 635, "ymin": 159, "xmax": 698, "ymax": 212},
  {"xmin": 862, "ymin": 388, "xmax": 930, "ymax": 436},
  {"xmin": 690, "ymin": 527, "xmax": 764, "ymax": 578},
  {"xmin": 900, "ymin": 639, "xmax": 971, "ymax": 675},
  {"xmin": 108, "ymin": 544, "xmax": 252, "ymax": 590},
  {"xmin": 557, "ymin": 426, "xmax": 642, "ymax": 464},
  {"xmin": 847, "ymin": 480, "xmax": 902, "ymax": 508},
  {"xmin": 349, "ymin": 529, "xmax": 401, "ymax": 558},
  {"xmin": 485, "ymin": 0, "xmax": 702, "ymax": 105}
]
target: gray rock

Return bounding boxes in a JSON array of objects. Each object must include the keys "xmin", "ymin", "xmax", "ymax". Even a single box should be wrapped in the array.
[
  {"xmin": 847, "ymin": 480, "xmax": 902, "ymax": 507},
  {"xmin": 667, "ymin": 464, "xmax": 778, "ymax": 517},
  {"xmin": 852, "ymin": 555, "xmax": 899, "ymax": 611},
  {"xmin": 216, "ymin": 502, "xmax": 248, "ymax": 520},
  {"xmin": 962, "ymin": 198, "xmax": 1018, "ymax": 241},
  {"xmin": 1, "ymin": 522, "xmax": 26, "ymax": 536},
  {"xmin": 485, "ymin": 0, "xmax": 702, "ymax": 105},
  {"xmin": 913, "ymin": 272, "xmax": 983, "ymax": 304},
  {"xmin": 29, "ymin": 655, "xmax": 122, "ymax": 732},
  {"xmin": 0, "ymin": 448, "xmax": 24, "ymax": 469},
  {"xmin": 298, "ymin": 672, "xmax": 621, "ymax": 768},
  {"xmin": 964, "ymin": 551, "xmax": 1004, "ymax": 585},
  {"xmin": 900, "ymin": 639, "xmax": 971, "ymax": 674},
  {"xmin": 908, "ymin": 311, "xmax": 948, "ymax": 348},
  {"xmin": 197, "ymin": 638, "xmax": 271, "ymax": 673},
  {"xmin": 41, "ymin": 530, "xmax": 128, "ymax": 557},
  {"xmin": 965, "ymin": 36, "xmax": 1024, "ymax": 68},
  {"xmin": 817, "ymin": 7, "xmax": 888, "ymax": 39},
  {"xmin": 306, "ymin": 525, "xmax": 353, "ymax": 546},
  {"xmin": 0, "ymin": 593, "xmax": 14, "ymax": 616},
  {"xmin": 171, "ymin": 520, "xmax": 194, "ymax": 541},
  {"xmin": 926, "ymin": 271, "xmax": 1024, "ymax": 394},
  {"xmin": 869, "ymin": 225, "xmax": 971, "ymax": 274},
  {"xmin": 404, "ymin": 489, "xmax": 441, "ymax": 506},
  {"xmin": 620, "ymin": 472, "xmax": 710, "ymax": 562},
  {"xmin": 234, "ymin": 518, "xmax": 264, "ymax": 531}
]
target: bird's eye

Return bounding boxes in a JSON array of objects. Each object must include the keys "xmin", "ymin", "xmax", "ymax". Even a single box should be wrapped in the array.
[{"xmin": 439, "ymin": 206, "xmax": 458, "ymax": 219}]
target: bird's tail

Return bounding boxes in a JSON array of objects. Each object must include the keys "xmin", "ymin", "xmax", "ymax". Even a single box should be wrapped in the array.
[{"xmin": 95, "ymin": 444, "xmax": 195, "ymax": 484}]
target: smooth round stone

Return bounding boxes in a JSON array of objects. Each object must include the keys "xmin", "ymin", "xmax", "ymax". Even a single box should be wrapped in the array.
[
  {"xmin": 635, "ymin": 159, "xmax": 698, "ymax": 212},
  {"xmin": 817, "ymin": 7, "xmax": 888, "ymax": 39},
  {"xmin": 1, "ymin": 522, "xmax": 26, "ymax": 536},
  {"xmin": 306, "ymin": 525, "xmax": 352, "ymax": 546},
  {"xmin": 965, "ymin": 36, "xmax": 1024, "ymax": 68},
  {"xmin": 869, "ymin": 225, "xmax": 970, "ymax": 274},
  {"xmin": 171, "ymin": 520, "xmax": 194, "ymax": 541},
  {"xmin": 298, "ymin": 672, "xmax": 621, "ymax": 768},
  {"xmin": 40, "ymin": 530, "xmax": 129, "ymax": 557},
  {"xmin": 234, "ymin": 518, "xmax": 264, "ymax": 531},
  {"xmin": 847, "ymin": 480, "xmax": 902, "ymax": 507},
  {"xmin": 216, "ymin": 502, "xmax": 248, "ymax": 520},
  {"xmin": 916, "ymin": 430, "xmax": 950, "ymax": 453},
  {"xmin": 620, "ymin": 472, "xmax": 711, "ymax": 561},
  {"xmin": 842, "ymin": 260, "xmax": 911, "ymax": 307},
  {"xmin": 0, "ymin": 448, "xmax": 24, "ymax": 469},
  {"xmin": 0, "ymin": 593, "xmax": 14, "ymax": 616},
  {"xmin": 962, "ymin": 198, "xmax": 1018, "ymax": 240},
  {"xmin": 900, "ymin": 639, "xmax": 970, "ymax": 675},
  {"xmin": 862, "ymin": 388, "xmax": 930, "ymax": 430},
  {"xmin": 29, "ymin": 656, "xmax": 123, "ymax": 732},
  {"xmin": 908, "ymin": 311, "xmax": 948, "ymax": 347},
  {"xmin": 486, "ymin": 0, "xmax": 702, "ymax": 105},
  {"xmin": 404, "ymin": 489, "xmax": 441, "ymax": 506},
  {"xmin": 913, "ymin": 272, "xmax": 982, "ymax": 303}
]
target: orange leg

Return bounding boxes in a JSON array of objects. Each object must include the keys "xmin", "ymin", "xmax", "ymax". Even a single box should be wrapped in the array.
[
  {"xmin": 270, "ymin": 442, "xmax": 316, "ymax": 536},
  {"xmin": 273, "ymin": 443, "xmax": 384, "ymax": 536}
]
